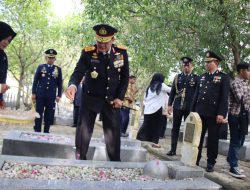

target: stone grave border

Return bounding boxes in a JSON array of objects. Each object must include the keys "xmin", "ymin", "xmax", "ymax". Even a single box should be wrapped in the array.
[{"xmin": 0, "ymin": 155, "xmax": 221, "ymax": 190}]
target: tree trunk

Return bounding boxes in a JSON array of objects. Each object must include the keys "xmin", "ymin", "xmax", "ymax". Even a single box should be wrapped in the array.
[
  {"xmin": 16, "ymin": 72, "xmax": 25, "ymax": 109},
  {"xmin": 231, "ymin": 43, "xmax": 241, "ymax": 69}
]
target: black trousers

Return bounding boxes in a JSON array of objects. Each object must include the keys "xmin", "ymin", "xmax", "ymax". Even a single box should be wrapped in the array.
[
  {"xmin": 73, "ymin": 105, "xmax": 80, "ymax": 126},
  {"xmin": 75, "ymin": 101, "xmax": 121, "ymax": 161},
  {"xmin": 159, "ymin": 115, "xmax": 167, "ymax": 138},
  {"xmin": 197, "ymin": 115, "xmax": 220, "ymax": 166},
  {"xmin": 34, "ymin": 97, "xmax": 55, "ymax": 133},
  {"xmin": 136, "ymin": 108, "xmax": 162, "ymax": 144},
  {"xmin": 170, "ymin": 109, "xmax": 190, "ymax": 152}
]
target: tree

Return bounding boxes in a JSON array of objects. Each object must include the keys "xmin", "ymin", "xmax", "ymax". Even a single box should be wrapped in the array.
[
  {"xmin": 0, "ymin": 0, "xmax": 54, "ymax": 108},
  {"xmin": 82, "ymin": 0, "xmax": 250, "ymax": 78},
  {"xmin": 0, "ymin": 0, "xmax": 87, "ymax": 108}
]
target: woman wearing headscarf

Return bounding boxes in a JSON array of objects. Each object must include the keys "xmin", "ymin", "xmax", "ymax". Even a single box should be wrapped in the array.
[
  {"xmin": 0, "ymin": 21, "xmax": 17, "ymax": 108},
  {"xmin": 136, "ymin": 73, "xmax": 170, "ymax": 147}
]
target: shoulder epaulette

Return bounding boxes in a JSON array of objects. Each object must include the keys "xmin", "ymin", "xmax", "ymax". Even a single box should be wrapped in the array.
[
  {"xmin": 115, "ymin": 44, "xmax": 127, "ymax": 50},
  {"xmin": 84, "ymin": 45, "xmax": 96, "ymax": 52}
]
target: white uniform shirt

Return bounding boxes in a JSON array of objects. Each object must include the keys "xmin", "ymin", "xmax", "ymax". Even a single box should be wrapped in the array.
[{"xmin": 143, "ymin": 83, "xmax": 171, "ymax": 114}]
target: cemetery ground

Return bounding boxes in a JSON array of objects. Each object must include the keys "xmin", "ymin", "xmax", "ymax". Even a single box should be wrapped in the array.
[{"xmin": 0, "ymin": 122, "xmax": 250, "ymax": 190}]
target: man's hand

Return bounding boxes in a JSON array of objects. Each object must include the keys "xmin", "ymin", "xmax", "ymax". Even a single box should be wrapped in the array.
[
  {"xmin": 167, "ymin": 106, "xmax": 173, "ymax": 115},
  {"xmin": 0, "ymin": 84, "xmax": 10, "ymax": 93},
  {"xmin": 56, "ymin": 96, "xmax": 61, "ymax": 102},
  {"xmin": 216, "ymin": 115, "xmax": 227, "ymax": 124},
  {"xmin": 0, "ymin": 100, "xmax": 5, "ymax": 109},
  {"xmin": 65, "ymin": 86, "xmax": 76, "ymax": 101},
  {"xmin": 112, "ymin": 98, "xmax": 123, "ymax": 108},
  {"xmin": 32, "ymin": 94, "xmax": 36, "ymax": 103}
]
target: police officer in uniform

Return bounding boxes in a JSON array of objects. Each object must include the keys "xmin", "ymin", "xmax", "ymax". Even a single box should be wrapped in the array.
[
  {"xmin": 32, "ymin": 49, "xmax": 63, "ymax": 133},
  {"xmin": 192, "ymin": 51, "xmax": 230, "ymax": 172},
  {"xmin": 65, "ymin": 24, "xmax": 129, "ymax": 161},
  {"xmin": 167, "ymin": 57, "xmax": 198, "ymax": 156}
]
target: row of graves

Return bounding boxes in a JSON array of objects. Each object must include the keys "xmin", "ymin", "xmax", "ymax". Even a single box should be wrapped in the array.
[{"xmin": 0, "ymin": 110, "xmax": 223, "ymax": 189}]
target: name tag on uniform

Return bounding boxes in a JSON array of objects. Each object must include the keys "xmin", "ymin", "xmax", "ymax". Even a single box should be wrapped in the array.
[{"xmin": 91, "ymin": 59, "xmax": 100, "ymax": 63}]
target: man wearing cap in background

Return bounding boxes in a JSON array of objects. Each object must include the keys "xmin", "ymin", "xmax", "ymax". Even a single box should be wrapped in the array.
[
  {"xmin": 192, "ymin": 50, "xmax": 230, "ymax": 172},
  {"xmin": 166, "ymin": 57, "xmax": 198, "ymax": 156},
  {"xmin": 65, "ymin": 24, "xmax": 129, "ymax": 161},
  {"xmin": 32, "ymin": 49, "xmax": 63, "ymax": 133},
  {"xmin": 227, "ymin": 61, "xmax": 250, "ymax": 178},
  {"xmin": 0, "ymin": 21, "xmax": 16, "ymax": 109},
  {"xmin": 120, "ymin": 75, "xmax": 138, "ymax": 137}
]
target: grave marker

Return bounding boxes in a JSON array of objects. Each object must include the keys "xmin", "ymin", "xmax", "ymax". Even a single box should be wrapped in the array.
[{"xmin": 181, "ymin": 112, "xmax": 202, "ymax": 166}]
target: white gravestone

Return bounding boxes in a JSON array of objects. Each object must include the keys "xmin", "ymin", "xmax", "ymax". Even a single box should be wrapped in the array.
[
  {"xmin": 129, "ymin": 108, "xmax": 141, "ymax": 139},
  {"xmin": 181, "ymin": 112, "xmax": 202, "ymax": 166}
]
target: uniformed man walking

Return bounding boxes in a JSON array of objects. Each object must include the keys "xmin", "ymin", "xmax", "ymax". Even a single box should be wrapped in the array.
[
  {"xmin": 192, "ymin": 51, "xmax": 230, "ymax": 172},
  {"xmin": 32, "ymin": 49, "xmax": 63, "ymax": 133},
  {"xmin": 65, "ymin": 24, "xmax": 129, "ymax": 161},
  {"xmin": 167, "ymin": 57, "xmax": 198, "ymax": 156}
]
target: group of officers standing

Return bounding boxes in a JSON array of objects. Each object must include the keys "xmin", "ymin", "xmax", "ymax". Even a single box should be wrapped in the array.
[
  {"xmin": 167, "ymin": 52, "xmax": 230, "ymax": 172},
  {"xmin": 1, "ymin": 21, "xmax": 249, "ymax": 179},
  {"xmin": 167, "ymin": 52, "xmax": 250, "ymax": 178}
]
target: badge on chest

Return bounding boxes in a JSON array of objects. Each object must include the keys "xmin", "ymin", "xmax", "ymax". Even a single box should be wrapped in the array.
[
  {"xmin": 113, "ymin": 53, "xmax": 124, "ymax": 68},
  {"xmin": 41, "ymin": 66, "xmax": 47, "ymax": 77},
  {"xmin": 213, "ymin": 76, "xmax": 221, "ymax": 83},
  {"xmin": 52, "ymin": 67, "xmax": 59, "ymax": 78},
  {"xmin": 91, "ymin": 67, "xmax": 98, "ymax": 79}
]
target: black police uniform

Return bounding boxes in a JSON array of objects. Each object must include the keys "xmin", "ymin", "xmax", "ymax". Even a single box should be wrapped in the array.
[
  {"xmin": 191, "ymin": 51, "xmax": 230, "ymax": 169},
  {"xmin": 32, "ymin": 49, "xmax": 63, "ymax": 133},
  {"xmin": 68, "ymin": 41, "xmax": 129, "ymax": 161},
  {"xmin": 0, "ymin": 22, "xmax": 16, "ymax": 104},
  {"xmin": 167, "ymin": 59, "xmax": 198, "ymax": 155}
]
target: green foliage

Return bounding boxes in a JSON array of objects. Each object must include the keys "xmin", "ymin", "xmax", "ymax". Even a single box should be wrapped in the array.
[
  {"xmin": 0, "ymin": 0, "xmax": 87, "ymax": 107},
  {"xmin": 0, "ymin": 0, "xmax": 249, "ymax": 106},
  {"xmin": 82, "ymin": 0, "xmax": 250, "ymax": 79}
]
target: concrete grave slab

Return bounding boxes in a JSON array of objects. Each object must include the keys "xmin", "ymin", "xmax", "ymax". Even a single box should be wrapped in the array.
[
  {"xmin": 0, "ymin": 155, "xmax": 221, "ymax": 190},
  {"xmin": 2, "ymin": 131, "xmax": 75, "ymax": 159},
  {"xmin": 168, "ymin": 165, "xmax": 204, "ymax": 180},
  {"xmin": 0, "ymin": 178, "xmax": 221, "ymax": 190},
  {"xmin": 54, "ymin": 116, "xmax": 73, "ymax": 126},
  {"xmin": 2, "ymin": 131, "xmax": 147, "ymax": 162}
]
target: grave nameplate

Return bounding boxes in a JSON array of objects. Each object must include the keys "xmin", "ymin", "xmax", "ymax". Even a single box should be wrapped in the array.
[{"xmin": 184, "ymin": 123, "xmax": 195, "ymax": 143}]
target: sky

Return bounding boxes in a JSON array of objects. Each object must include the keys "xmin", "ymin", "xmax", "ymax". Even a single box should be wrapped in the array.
[{"xmin": 51, "ymin": 0, "xmax": 83, "ymax": 19}]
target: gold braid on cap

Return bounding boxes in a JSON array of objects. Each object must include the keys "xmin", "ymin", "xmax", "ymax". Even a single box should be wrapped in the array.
[
  {"xmin": 95, "ymin": 34, "xmax": 113, "ymax": 43},
  {"xmin": 204, "ymin": 57, "xmax": 218, "ymax": 62}
]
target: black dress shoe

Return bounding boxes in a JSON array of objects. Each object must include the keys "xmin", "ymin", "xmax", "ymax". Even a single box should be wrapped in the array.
[
  {"xmin": 206, "ymin": 164, "xmax": 214, "ymax": 172},
  {"xmin": 166, "ymin": 150, "xmax": 176, "ymax": 156}
]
